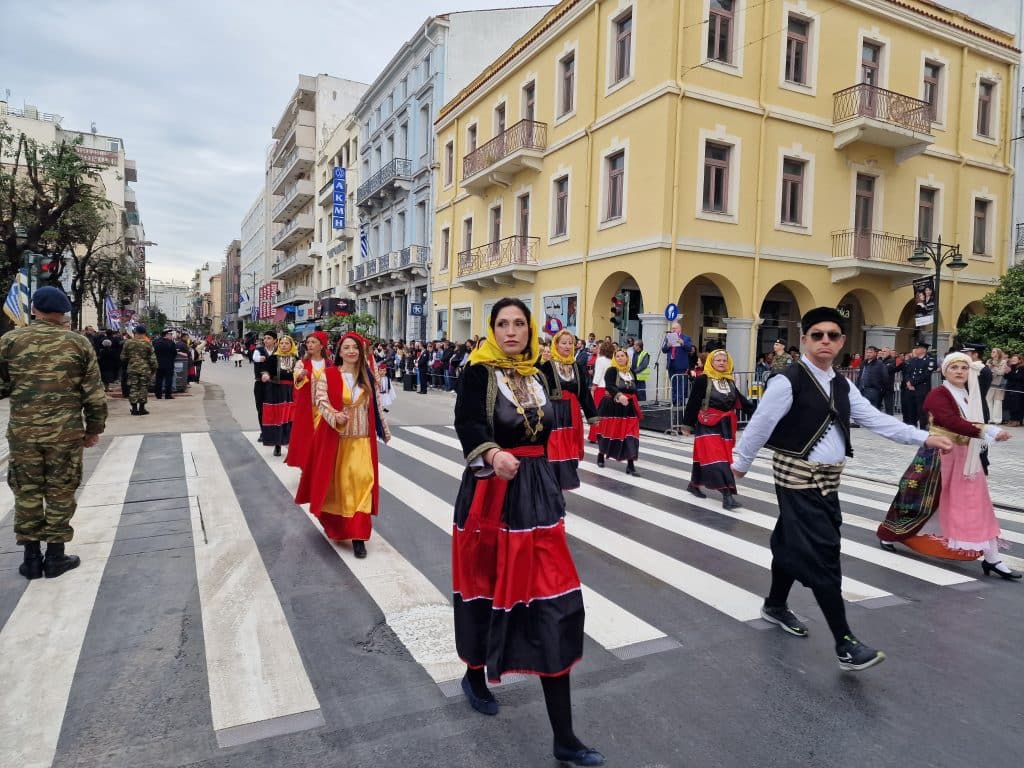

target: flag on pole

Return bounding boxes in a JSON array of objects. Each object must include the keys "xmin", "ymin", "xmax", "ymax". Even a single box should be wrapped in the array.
[
  {"xmin": 3, "ymin": 269, "xmax": 30, "ymax": 327},
  {"xmin": 104, "ymin": 295, "xmax": 121, "ymax": 330},
  {"xmin": 359, "ymin": 222, "xmax": 369, "ymax": 260}
]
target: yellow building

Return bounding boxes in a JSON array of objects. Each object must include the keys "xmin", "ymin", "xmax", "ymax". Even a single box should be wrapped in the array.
[{"xmin": 431, "ymin": 0, "xmax": 1018, "ymax": 382}]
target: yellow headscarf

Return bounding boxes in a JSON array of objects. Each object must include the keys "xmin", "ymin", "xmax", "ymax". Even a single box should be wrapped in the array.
[
  {"xmin": 612, "ymin": 351, "xmax": 631, "ymax": 374},
  {"xmin": 468, "ymin": 307, "xmax": 540, "ymax": 377},
  {"xmin": 273, "ymin": 336, "xmax": 298, "ymax": 357},
  {"xmin": 703, "ymin": 349, "xmax": 734, "ymax": 381},
  {"xmin": 549, "ymin": 329, "xmax": 577, "ymax": 365}
]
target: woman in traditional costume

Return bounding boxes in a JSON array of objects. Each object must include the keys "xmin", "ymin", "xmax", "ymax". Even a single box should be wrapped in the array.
[
  {"xmin": 289, "ymin": 331, "xmax": 389, "ymax": 559},
  {"xmin": 596, "ymin": 347, "xmax": 641, "ymax": 475},
  {"xmin": 878, "ymin": 352, "xmax": 1017, "ymax": 578},
  {"xmin": 452, "ymin": 298, "xmax": 604, "ymax": 767},
  {"xmin": 259, "ymin": 334, "xmax": 298, "ymax": 457},
  {"xmin": 586, "ymin": 341, "xmax": 614, "ymax": 444},
  {"xmin": 540, "ymin": 329, "xmax": 598, "ymax": 490},
  {"xmin": 680, "ymin": 349, "xmax": 755, "ymax": 509}
]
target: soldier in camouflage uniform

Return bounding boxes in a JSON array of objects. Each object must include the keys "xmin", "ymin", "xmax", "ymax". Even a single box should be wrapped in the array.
[
  {"xmin": 0, "ymin": 287, "xmax": 108, "ymax": 580},
  {"xmin": 121, "ymin": 324, "xmax": 157, "ymax": 415}
]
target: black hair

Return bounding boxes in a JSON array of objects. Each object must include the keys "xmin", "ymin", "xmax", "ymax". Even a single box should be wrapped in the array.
[{"xmin": 489, "ymin": 297, "xmax": 534, "ymax": 359}]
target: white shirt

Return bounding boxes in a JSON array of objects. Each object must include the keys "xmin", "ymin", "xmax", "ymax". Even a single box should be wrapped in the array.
[
  {"xmin": 732, "ymin": 355, "xmax": 928, "ymax": 473},
  {"xmin": 593, "ymin": 357, "xmax": 611, "ymax": 388}
]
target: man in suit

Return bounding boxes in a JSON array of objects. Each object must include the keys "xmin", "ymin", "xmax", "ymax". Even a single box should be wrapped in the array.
[
  {"xmin": 661, "ymin": 322, "xmax": 695, "ymax": 406},
  {"xmin": 152, "ymin": 329, "xmax": 180, "ymax": 400},
  {"xmin": 856, "ymin": 346, "xmax": 887, "ymax": 409}
]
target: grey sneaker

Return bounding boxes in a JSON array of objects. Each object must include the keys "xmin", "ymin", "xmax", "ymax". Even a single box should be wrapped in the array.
[
  {"xmin": 835, "ymin": 635, "xmax": 886, "ymax": 671},
  {"xmin": 760, "ymin": 604, "xmax": 808, "ymax": 637}
]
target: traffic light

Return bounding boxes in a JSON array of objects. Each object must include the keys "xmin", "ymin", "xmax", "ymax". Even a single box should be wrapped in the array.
[{"xmin": 610, "ymin": 294, "xmax": 624, "ymax": 328}]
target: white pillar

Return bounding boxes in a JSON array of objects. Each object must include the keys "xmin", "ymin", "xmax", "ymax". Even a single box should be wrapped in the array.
[
  {"xmin": 725, "ymin": 317, "xmax": 756, "ymax": 372},
  {"xmin": 863, "ymin": 325, "xmax": 899, "ymax": 351},
  {"xmin": 638, "ymin": 312, "xmax": 668, "ymax": 400},
  {"xmin": 936, "ymin": 331, "xmax": 952, "ymax": 358}
]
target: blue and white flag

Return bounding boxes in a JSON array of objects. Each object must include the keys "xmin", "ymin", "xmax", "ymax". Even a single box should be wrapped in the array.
[
  {"xmin": 3, "ymin": 269, "xmax": 30, "ymax": 327},
  {"xmin": 104, "ymin": 295, "xmax": 121, "ymax": 330},
  {"xmin": 359, "ymin": 222, "xmax": 369, "ymax": 260}
]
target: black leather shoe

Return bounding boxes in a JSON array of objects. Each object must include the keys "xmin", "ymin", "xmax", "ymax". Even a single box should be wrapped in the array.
[
  {"xmin": 596, "ymin": 455, "xmax": 605, "ymax": 468},
  {"xmin": 273, "ymin": 445, "xmax": 282, "ymax": 457},
  {"xmin": 138, "ymin": 405, "xmax": 149, "ymax": 415},
  {"xmin": 878, "ymin": 540, "xmax": 897, "ymax": 552},
  {"xmin": 43, "ymin": 545, "xmax": 81, "ymax": 579},
  {"xmin": 721, "ymin": 491, "xmax": 741, "ymax": 510},
  {"xmin": 460, "ymin": 673, "xmax": 498, "ymax": 715},
  {"xmin": 625, "ymin": 462, "xmax": 638, "ymax": 476},
  {"xmin": 982, "ymin": 560, "xmax": 1022, "ymax": 580},
  {"xmin": 352, "ymin": 540, "xmax": 367, "ymax": 559},
  {"xmin": 553, "ymin": 742, "xmax": 606, "ymax": 766},
  {"xmin": 687, "ymin": 484, "xmax": 706, "ymax": 499},
  {"xmin": 19, "ymin": 555, "xmax": 43, "ymax": 580}
]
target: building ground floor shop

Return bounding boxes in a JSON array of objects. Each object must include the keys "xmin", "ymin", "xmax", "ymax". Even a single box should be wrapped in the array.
[
  {"xmin": 355, "ymin": 279, "xmax": 429, "ymax": 342},
  {"xmin": 431, "ymin": 245, "xmax": 996, "ymax": 386}
]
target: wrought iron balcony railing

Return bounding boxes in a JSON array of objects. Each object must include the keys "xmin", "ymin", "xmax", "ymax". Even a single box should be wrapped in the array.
[
  {"xmin": 356, "ymin": 157, "xmax": 413, "ymax": 205},
  {"xmin": 463, "ymin": 120, "xmax": 547, "ymax": 179},
  {"xmin": 833, "ymin": 84, "xmax": 933, "ymax": 135},
  {"xmin": 831, "ymin": 229, "xmax": 919, "ymax": 265},
  {"xmin": 457, "ymin": 235, "xmax": 539, "ymax": 277},
  {"xmin": 1016, "ymin": 222, "xmax": 1024, "ymax": 254}
]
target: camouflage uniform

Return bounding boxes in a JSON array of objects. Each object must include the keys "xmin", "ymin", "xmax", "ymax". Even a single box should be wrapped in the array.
[
  {"xmin": 0, "ymin": 317, "xmax": 108, "ymax": 543},
  {"xmin": 121, "ymin": 336, "xmax": 157, "ymax": 405}
]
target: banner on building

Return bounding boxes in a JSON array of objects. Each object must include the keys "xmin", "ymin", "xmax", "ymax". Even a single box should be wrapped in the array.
[
  {"xmin": 912, "ymin": 275, "xmax": 935, "ymax": 327},
  {"xmin": 332, "ymin": 168, "xmax": 346, "ymax": 230},
  {"xmin": 258, "ymin": 283, "xmax": 277, "ymax": 320},
  {"xmin": 543, "ymin": 293, "xmax": 578, "ymax": 337}
]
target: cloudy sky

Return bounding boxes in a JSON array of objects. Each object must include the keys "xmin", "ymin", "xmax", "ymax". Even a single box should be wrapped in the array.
[
  {"xmin": 3, "ymin": 0, "xmax": 1019, "ymax": 283},
  {"xmin": 1, "ymin": 0, "xmax": 551, "ymax": 282}
]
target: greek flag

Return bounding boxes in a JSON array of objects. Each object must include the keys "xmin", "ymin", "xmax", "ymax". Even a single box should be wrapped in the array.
[
  {"xmin": 3, "ymin": 269, "xmax": 30, "ymax": 327},
  {"xmin": 104, "ymin": 295, "xmax": 121, "ymax": 330},
  {"xmin": 359, "ymin": 222, "xmax": 368, "ymax": 260}
]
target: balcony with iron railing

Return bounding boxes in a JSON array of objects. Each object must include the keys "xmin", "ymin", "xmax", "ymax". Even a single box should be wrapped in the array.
[
  {"xmin": 356, "ymin": 158, "xmax": 413, "ymax": 207},
  {"xmin": 832, "ymin": 84, "xmax": 934, "ymax": 162},
  {"xmin": 462, "ymin": 120, "xmax": 547, "ymax": 195},
  {"xmin": 1016, "ymin": 223, "xmax": 1024, "ymax": 254},
  {"xmin": 348, "ymin": 245, "xmax": 430, "ymax": 291},
  {"xmin": 270, "ymin": 146, "xmax": 315, "ymax": 195},
  {"xmin": 272, "ymin": 285, "xmax": 315, "ymax": 307},
  {"xmin": 270, "ymin": 249, "xmax": 314, "ymax": 279},
  {"xmin": 271, "ymin": 213, "xmax": 314, "ymax": 251},
  {"xmin": 829, "ymin": 229, "xmax": 928, "ymax": 281},
  {"xmin": 271, "ymin": 179, "xmax": 314, "ymax": 223},
  {"xmin": 456, "ymin": 235, "xmax": 540, "ymax": 288}
]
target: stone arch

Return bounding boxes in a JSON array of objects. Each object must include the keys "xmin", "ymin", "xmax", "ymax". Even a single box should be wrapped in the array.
[
  {"xmin": 675, "ymin": 272, "xmax": 744, "ymax": 351},
  {"xmin": 591, "ymin": 270, "xmax": 646, "ymax": 342},
  {"xmin": 753, "ymin": 280, "xmax": 815, "ymax": 358},
  {"xmin": 955, "ymin": 299, "xmax": 985, "ymax": 330},
  {"xmin": 836, "ymin": 288, "xmax": 884, "ymax": 358}
]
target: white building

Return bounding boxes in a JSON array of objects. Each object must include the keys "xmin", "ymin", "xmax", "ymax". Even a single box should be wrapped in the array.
[
  {"xmin": 239, "ymin": 191, "xmax": 266, "ymax": 323},
  {"xmin": 352, "ymin": 7, "xmax": 550, "ymax": 341},
  {"xmin": 147, "ymin": 280, "xmax": 191, "ymax": 323}
]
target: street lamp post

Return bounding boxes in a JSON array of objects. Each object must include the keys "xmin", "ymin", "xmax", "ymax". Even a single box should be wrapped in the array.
[{"xmin": 907, "ymin": 235, "xmax": 967, "ymax": 359}]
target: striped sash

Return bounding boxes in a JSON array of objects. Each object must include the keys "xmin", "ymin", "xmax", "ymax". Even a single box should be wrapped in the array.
[{"xmin": 772, "ymin": 453, "xmax": 845, "ymax": 496}]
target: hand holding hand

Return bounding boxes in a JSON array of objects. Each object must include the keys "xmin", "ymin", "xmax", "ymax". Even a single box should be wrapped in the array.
[
  {"xmin": 491, "ymin": 450, "xmax": 520, "ymax": 481},
  {"xmin": 732, "ymin": 466, "xmax": 746, "ymax": 479},
  {"xmin": 261, "ymin": 373, "xmax": 270, "ymax": 383},
  {"xmin": 995, "ymin": 430, "xmax": 1011, "ymax": 442},
  {"xmin": 925, "ymin": 435, "xmax": 954, "ymax": 453},
  {"xmin": 294, "ymin": 366, "xmax": 307, "ymax": 382}
]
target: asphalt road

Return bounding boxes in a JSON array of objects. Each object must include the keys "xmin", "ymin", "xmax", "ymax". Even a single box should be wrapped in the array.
[{"xmin": 0, "ymin": 359, "xmax": 1021, "ymax": 768}]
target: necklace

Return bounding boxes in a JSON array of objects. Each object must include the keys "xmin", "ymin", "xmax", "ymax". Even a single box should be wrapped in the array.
[
  {"xmin": 503, "ymin": 371, "xmax": 545, "ymax": 441},
  {"xmin": 556, "ymin": 362, "xmax": 575, "ymax": 381}
]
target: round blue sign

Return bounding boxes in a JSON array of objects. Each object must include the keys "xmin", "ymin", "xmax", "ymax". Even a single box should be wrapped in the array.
[
  {"xmin": 544, "ymin": 317, "xmax": 564, "ymax": 335},
  {"xmin": 664, "ymin": 303, "xmax": 679, "ymax": 322}
]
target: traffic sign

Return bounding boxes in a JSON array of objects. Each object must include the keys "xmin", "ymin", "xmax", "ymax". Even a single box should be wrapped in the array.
[
  {"xmin": 544, "ymin": 317, "xmax": 563, "ymax": 335},
  {"xmin": 664, "ymin": 303, "xmax": 679, "ymax": 322}
]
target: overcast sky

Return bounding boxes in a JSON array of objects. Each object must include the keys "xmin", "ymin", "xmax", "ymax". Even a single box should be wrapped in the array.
[
  {"xmin": 2, "ymin": 0, "xmax": 1019, "ymax": 283},
  {"xmin": 1, "ymin": 0, "xmax": 550, "ymax": 282}
]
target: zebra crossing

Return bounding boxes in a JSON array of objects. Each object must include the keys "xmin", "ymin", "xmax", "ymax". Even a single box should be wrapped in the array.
[{"xmin": 1, "ymin": 424, "xmax": 1021, "ymax": 765}]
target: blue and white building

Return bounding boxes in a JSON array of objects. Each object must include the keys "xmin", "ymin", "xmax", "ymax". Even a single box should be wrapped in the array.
[{"xmin": 352, "ymin": 8, "xmax": 550, "ymax": 341}]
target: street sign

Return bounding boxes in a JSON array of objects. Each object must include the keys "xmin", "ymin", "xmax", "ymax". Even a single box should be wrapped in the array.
[
  {"xmin": 282, "ymin": 305, "xmax": 296, "ymax": 312},
  {"xmin": 544, "ymin": 317, "xmax": 563, "ymax": 335},
  {"xmin": 410, "ymin": 302, "xmax": 424, "ymax": 317},
  {"xmin": 331, "ymin": 168, "xmax": 346, "ymax": 230},
  {"xmin": 664, "ymin": 303, "xmax": 679, "ymax": 322}
]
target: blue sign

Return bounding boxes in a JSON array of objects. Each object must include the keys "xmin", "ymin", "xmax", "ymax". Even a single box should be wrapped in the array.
[
  {"xmin": 664, "ymin": 303, "xmax": 679, "ymax": 322},
  {"xmin": 409, "ymin": 302, "xmax": 424, "ymax": 317},
  {"xmin": 282, "ymin": 305, "xmax": 296, "ymax": 312},
  {"xmin": 544, "ymin": 317, "xmax": 563, "ymax": 335},
  {"xmin": 331, "ymin": 167, "xmax": 346, "ymax": 230}
]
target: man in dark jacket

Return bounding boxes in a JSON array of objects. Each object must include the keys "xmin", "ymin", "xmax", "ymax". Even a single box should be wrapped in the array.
[
  {"xmin": 856, "ymin": 346, "xmax": 887, "ymax": 409},
  {"xmin": 152, "ymin": 329, "xmax": 179, "ymax": 399}
]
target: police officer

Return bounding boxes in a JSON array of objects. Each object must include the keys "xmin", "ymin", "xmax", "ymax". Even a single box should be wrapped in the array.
[
  {"xmin": 122, "ymin": 324, "xmax": 158, "ymax": 415},
  {"xmin": 896, "ymin": 340, "xmax": 934, "ymax": 429},
  {"xmin": 0, "ymin": 286, "xmax": 107, "ymax": 579}
]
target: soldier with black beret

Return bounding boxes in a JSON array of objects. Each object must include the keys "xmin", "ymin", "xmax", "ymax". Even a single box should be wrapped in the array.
[{"xmin": 0, "ymin": 286, "xmax": 107, "ymax": 579}]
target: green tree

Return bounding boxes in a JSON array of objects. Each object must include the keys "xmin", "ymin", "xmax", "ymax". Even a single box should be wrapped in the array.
[
  {"xmin": 138, "ymin": 307, "xmax": 168, "ymax": 336},
  {"xmin": 244, "ymin": 320, "xmax": 279, "ymax": 337},
  {"xmin": 88, "ymin": 250, "xmax": 141, "ymax": 329},
  {"xmin": 956, "ymin": 264, "xmax": 1024, "ymax": 352},
  {"xmin": 322, "ymin": 311, "xmax": 377, "ymax": 337}
]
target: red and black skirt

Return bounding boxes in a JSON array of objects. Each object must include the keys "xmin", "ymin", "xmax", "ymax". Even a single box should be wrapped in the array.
[
  {"xmin": 596, "ymin": 393, "xmax": 640, "ymax": 462},
  {"xmin": 260, "ymin": 380, "xmax": 294, "ymax": 446},
  {"xmin": 586, "ymin": 387, "xmax": 605, "ymax": 443},
  {"xmin": 451, "ymin": 445, "xmax": 584, "ymax": 683},
  {"xmin": 690, "ymin": 408, "xmax": 738, "ymax": 492},
  {"xmin": 547, "ymin": 391, "xmax": 584, "ymax": 490}
]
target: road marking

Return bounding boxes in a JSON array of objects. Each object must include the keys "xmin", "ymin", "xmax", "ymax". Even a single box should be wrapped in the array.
[
  {"xmin": 392, "ymin": 431, "xmax": 766, "ymax": 622},
  {"xmin": 182, "ymin": 433, "xmax": 323, "ymax": 748},
  {"xmin": 0, "ymin": 436, "xmax": 142, "ymax": 768}
]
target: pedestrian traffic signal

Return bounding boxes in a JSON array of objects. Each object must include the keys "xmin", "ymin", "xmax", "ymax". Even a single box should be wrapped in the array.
[{"xmin": 610, "ymin": 294, "xmax": 624, "ymax": 328}]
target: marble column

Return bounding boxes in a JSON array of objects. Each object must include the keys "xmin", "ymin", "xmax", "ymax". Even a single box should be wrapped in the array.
[
  {"xmin": 724, "ymin": 317, "xmax": 756, "ymax": 373},
  {"xmin": 638, "ymin": 312, "xmax": 669, "ymax": 401},
  {"xmin": 863, "ymin": 325, "xmax": 900, "ymax": 351},
  {"xmin": 936, "ymin": 331, "xmax": 952, "ymax": 358}
]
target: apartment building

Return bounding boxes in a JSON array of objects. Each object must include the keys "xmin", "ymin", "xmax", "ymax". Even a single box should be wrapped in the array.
[
  {"xmin": 352, "ymin": 7, "xmax": 550, "ymax": 342},
  {"xmin": 146, "ymin": 280, "xmax": 191, "ymax": 324},
  {"xmin": 238, "ymin": 191, "xmax": 266, "ymax": 325},
  {"xmin": 267, "ymin": 75, "xmax": 367, "ymax": 327},
  {"xmin": 432, "ymin": 0, "xmax": 1017, "ymax": 380},
  {"xmin": 221, "ymin": 239, "xmax": 241, "ymax": 335}
]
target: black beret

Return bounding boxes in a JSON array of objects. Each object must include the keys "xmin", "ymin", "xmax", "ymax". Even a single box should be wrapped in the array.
[
  {"xmin": 773, "ymin": 338, "xmax": 786, "ymax": 345},
  {"xmin": 800, "ymin": 307, "xmax": 846, "ymax": 335},
  {"xmin": 134, "ymin": 324, "xmax": 147, "ymax": 336},
  {"xmin": 31, "ymin": 286, "xmax": 72, "ymax": 314}
]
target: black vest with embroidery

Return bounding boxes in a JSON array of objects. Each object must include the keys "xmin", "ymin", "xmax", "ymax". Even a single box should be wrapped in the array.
[{"xmin": 765, "ymin": 362, "xmax": 853, "ymax": 459}]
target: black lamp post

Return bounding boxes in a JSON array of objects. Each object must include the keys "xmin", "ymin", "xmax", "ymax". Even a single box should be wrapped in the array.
[{"xmin": 907, "ymin": 235, "xmax": 967, "ymax": 358}]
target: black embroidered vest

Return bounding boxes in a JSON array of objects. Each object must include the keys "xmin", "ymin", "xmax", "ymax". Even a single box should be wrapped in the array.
[{"xmin": 765, "ymin": 362, "xmax": 853, "ymax": 459}]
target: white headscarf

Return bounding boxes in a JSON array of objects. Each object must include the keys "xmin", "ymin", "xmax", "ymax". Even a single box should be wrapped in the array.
[{"xmin": 940, "ymin": 352, "xmax": 984, "ymax": 476}]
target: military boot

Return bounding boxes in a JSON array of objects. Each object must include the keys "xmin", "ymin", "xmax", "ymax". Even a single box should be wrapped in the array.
[
  {"xmin": 43, "ymin": 542, "xmax": 81, "ymax": 579},
  {"xmin": 138, "ymin": 402, "xmax": 149, "ymax": 415},
  {"xmin": 18, "ymin": 541, "xmax": 43, "ymax": 580},
  {"xmin": 130, "ymin": 402, "xmax": 139, "ymax": 415}
]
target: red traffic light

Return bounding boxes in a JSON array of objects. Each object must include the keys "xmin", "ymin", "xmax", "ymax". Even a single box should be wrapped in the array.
[{"xmin": 610, "ymin": 296, "xmax": 624, "ymax": 316}]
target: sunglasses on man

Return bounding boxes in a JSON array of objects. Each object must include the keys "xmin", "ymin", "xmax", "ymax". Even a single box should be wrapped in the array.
[{"xmin": 806, "ymin": 330, "xmax": 844, "ymax": 341}]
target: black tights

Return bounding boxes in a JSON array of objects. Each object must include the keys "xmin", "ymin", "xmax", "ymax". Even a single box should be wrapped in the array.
[
  {"xmin": 465, "ymin": 667, "xmax": 584, "ymax": 750},
  {"xmin": 766, "ymin": 564, "xmax": 851, "ymax": 644}
]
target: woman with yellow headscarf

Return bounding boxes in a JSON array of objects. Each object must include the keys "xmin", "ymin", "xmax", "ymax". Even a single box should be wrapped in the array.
[
  {"xmin": 540, "ymin": 329, "xmax": 598, "ymax": 490},
  {"xmin": 452, "ymin": 298, "xmax": 603, "ymax": 766},
  {"xmin": 595, "ymin": 346, "xmax": 642, "ymax": 475},
  {"xmin": 680, "ymin": 348, "xmax": 755, "ymax": 509},
  {"xmin": 260, "ymin": 334, "xmax": 299, "ymax": 457}
]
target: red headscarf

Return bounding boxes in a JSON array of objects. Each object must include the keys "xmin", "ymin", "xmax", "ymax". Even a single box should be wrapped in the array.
[{"xmin": 310, "ymin": 330, "xmax": 329, "ymax": 349}]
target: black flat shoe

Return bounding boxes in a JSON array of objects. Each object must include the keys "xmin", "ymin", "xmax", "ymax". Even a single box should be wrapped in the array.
[
  {"xmin": 460, "ymin": 673, "xmax": 498, "ymax": 716},
  {"xmin": 352, "ymin": 540, "xmax": 367, "ymax": 559},
  {"xmin": 687, "ymin": 484, "xmax": 706, "ymax": 499},
  {"xmin": 596, "ymin": 455, "xmax": 605, "ymax": 468},
  {"xmin": 982, "ymin": 560, "xmax": 1022, "ymax": 580},
  {"xmin": 721, "ymin": 492, "xmax": 741, "ymax": 510},
  {"xmin": 273, "ymin": 446, "xmax": 282, "ymax": 457},
  {"xmin": 553, "ymin": 742, "xmax": 605, "ymax": 766}
]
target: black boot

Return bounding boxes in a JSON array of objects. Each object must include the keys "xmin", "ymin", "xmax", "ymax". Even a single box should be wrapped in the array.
[
  {"xmin": 130, "ymin": 402, "xmax": 139, "ymax": 415},
  {"xmin": 352, "ymin": 540, "xmax": 367, "ymax": 559},
  {"xmin": 18, "ymin": 541, "xmax": 43, "ymax": 580},
  {"xmin": 273, "ymin": 445, "xmax": 282, "ymax": 457},
  {"xmin": 43, "ymin": 542, "xmax": 81, "ymax": 579},
  {"xmin": 596, "ymin": 453, "xmax": 605, "ymax": 468},
  {"xmin": 722, "ymin": 491, "xmax": 741, "ymax": 510},
  {"xmin": 626, "ymin": 460, "xmax": 639, "ymax": 477},
  {"xmin": 138, "ymin": 402, "xmax": 149, "ymax": 415}
]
